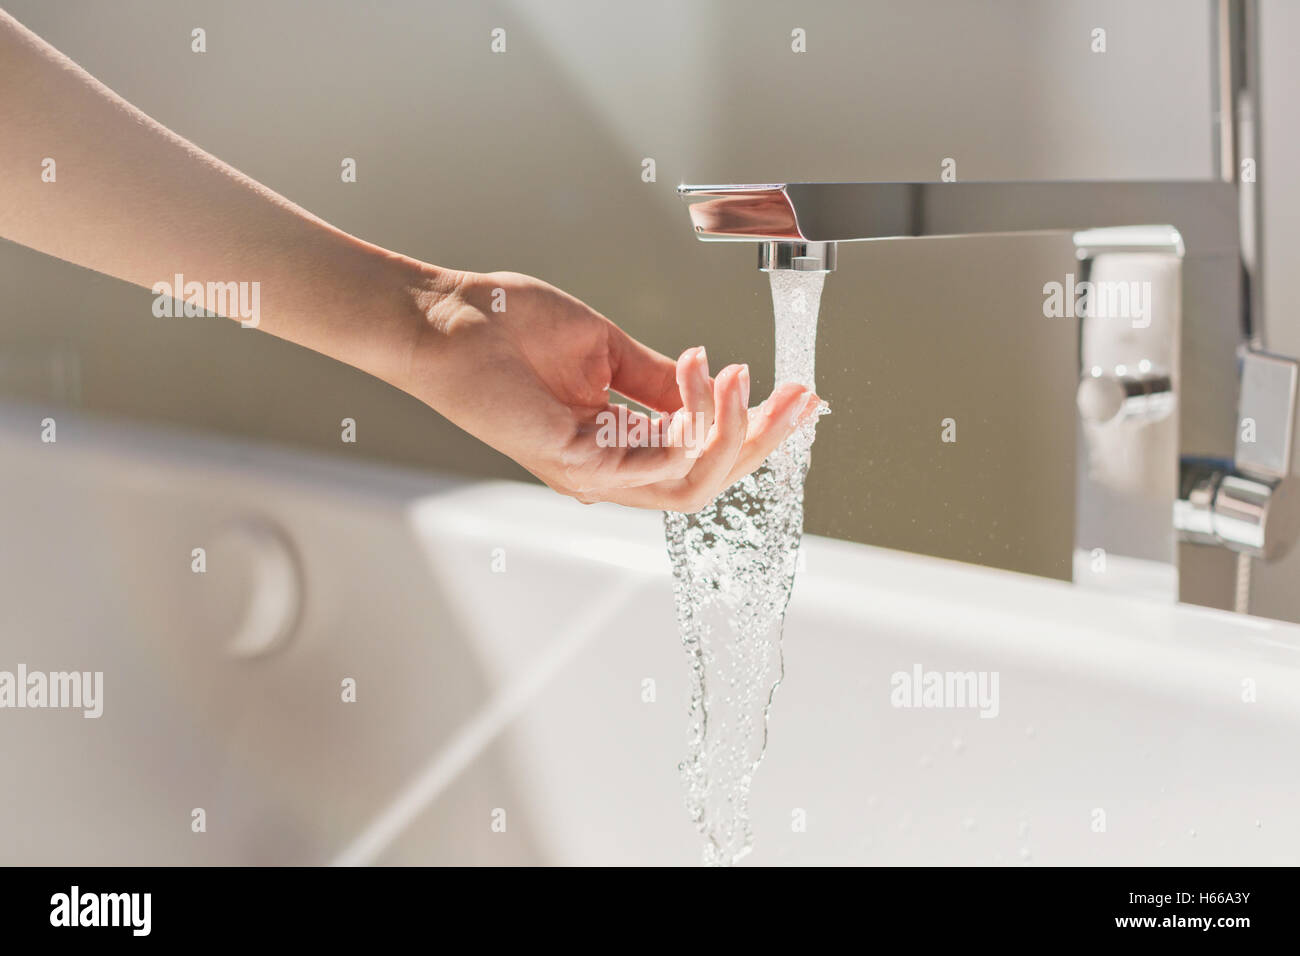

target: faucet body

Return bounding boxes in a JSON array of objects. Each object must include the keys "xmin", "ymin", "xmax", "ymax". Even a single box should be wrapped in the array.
[{"xmin": 680, "ymin": 180, "xmax": 1299, "ymax": 614}]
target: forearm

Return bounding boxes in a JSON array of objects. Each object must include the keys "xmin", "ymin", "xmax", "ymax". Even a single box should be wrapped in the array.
[
  {"xmin": 0, "ymin": 9, "xmax": 445, "ymax": 389},
  {"xmin": 0, "ymin": 10, "xmax": 818, "ymax": 510}
]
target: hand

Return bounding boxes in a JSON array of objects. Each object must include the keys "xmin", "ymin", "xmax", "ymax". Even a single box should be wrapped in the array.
[
  {"xmin": 0, "ymin": 12, "xmax": 823, "ymax": 514},
  {"xmin": 406, "ymin": 270, "xmax": 821, "ymax": 511}
]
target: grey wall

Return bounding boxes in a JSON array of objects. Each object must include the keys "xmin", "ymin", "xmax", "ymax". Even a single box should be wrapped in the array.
[{"xmin": 8, "ymin": 1, "xmax": 1285, "ymax": 594}]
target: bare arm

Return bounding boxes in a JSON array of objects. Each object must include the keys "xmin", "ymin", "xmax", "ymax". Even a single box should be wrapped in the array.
[
  {"xmin": 0, "ymin": 9, "xmax": 817, "ymax": 510},
  {"xmin": 0, "ymin": 7, "xmax": 430, "ymax": 386}
]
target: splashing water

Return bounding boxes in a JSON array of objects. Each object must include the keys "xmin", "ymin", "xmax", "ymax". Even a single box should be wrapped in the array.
[{"xmin": 663, "ymin": 270, "xmax": 828, "ymax": 866}]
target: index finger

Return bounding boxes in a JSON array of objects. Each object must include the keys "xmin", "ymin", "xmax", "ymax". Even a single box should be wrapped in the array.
[{"xmin": 605, "ymin": 320, "xmax": 686, "ymax": 413}]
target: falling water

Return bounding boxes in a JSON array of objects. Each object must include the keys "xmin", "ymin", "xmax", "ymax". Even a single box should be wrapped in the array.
[{"xmin": 663, "ymin": 270, "xmax": 828, "ymax": 866}]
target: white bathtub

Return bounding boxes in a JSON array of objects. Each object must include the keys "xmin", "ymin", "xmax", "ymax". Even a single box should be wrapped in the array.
[{"xmin": 2, "ymin": 404, "xmax": 1299, "ymax": 866}]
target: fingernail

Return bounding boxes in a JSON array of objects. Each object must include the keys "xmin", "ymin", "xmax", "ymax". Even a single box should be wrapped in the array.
[
  {"xmin": 696, "ymin": 346, "xmax": 708, "ymax": 368},
  {"xmin": 738, "ymin": 365, "xmax": 751, "ymax": 406},
  {"xmin": 791, "ymin": 391, "xmax": 818, "ymax": 427}
]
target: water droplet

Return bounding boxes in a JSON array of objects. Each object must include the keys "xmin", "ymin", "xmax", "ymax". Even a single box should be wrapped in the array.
[
  {"xmin": 1019, "ymin": 847, "xmax": 1032, "ymax": 861},
  {"xmin": 962, "ymin": 817, "xmax": 976, "ymax": 832},
  {"xmin": 1017, "ymin": 820, "xmax": 1031, "ymax": 838},
  {"xmin": 951, "ymin": 737, "xmax": 965, "ymax": 753}
]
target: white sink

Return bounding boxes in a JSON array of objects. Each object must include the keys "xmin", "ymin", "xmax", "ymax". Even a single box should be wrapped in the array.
[{"xmin": 2, "ymin": 405, "xmax": 1298, "ymax": 865}]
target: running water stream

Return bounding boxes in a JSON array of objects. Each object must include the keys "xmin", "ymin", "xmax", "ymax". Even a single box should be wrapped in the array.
[{"xmin": 663, "ymin": 270, "xmax": 828, "ymax": 866}]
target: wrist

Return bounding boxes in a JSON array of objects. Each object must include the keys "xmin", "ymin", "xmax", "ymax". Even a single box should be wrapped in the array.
[
  {"xmin": 383, "ymin": 257, "xmax": 479, "ymax": 406},
  {"xmin": 296, "ymin": 241, "xmax": 471, "ymax": 392}
]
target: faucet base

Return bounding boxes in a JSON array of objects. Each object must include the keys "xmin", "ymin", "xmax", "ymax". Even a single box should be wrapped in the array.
[{"xmin": 758, "ymin": 241, "xmax": 836, "ymax": 273}]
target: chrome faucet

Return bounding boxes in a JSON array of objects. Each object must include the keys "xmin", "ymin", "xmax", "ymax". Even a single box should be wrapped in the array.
[{"xmin": 678, "ymin": 2, "xmax": 1299, "ymax": 617}]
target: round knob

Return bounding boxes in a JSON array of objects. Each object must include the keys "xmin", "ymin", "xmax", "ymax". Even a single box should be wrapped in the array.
[{"xmin": 1077, "ymin": 367, "xmax": 1174, "ymax": 425}]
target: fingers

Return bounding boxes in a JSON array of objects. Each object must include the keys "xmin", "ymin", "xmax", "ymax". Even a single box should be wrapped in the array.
[
  {"xmin": 606, "ymin": 321, "xmax": 686, "ymax": 412},
  {"xmin": 600, "ymin": 381, "xmax": 823, "ymax": 512},
  {"xmin": 613, "ymin": 363, "xmax": 750, "ymax": 512},
  {"xmin": 598, "ymin": 347, "xmax": 716, "ymax": 487},
  {"xmin": 720, "ymin": 384, "xmax": 820, "ymax": 488},
  {"xmin": 563, "ymin": 329, "xmax": 825, "ymax": 509},
  {"xmin": 661, "ymin": 347, "xmax": 713, "ymax": 455}
]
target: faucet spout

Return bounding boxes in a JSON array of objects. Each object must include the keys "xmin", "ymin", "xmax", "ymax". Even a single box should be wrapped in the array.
[
  {"xmin": 679, "ymin": 181, "xmax": 1235, "ymax": 250},
  {"xmin": 678, "ymin": 179, "xmax": 1235, "ymax": 276}
]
